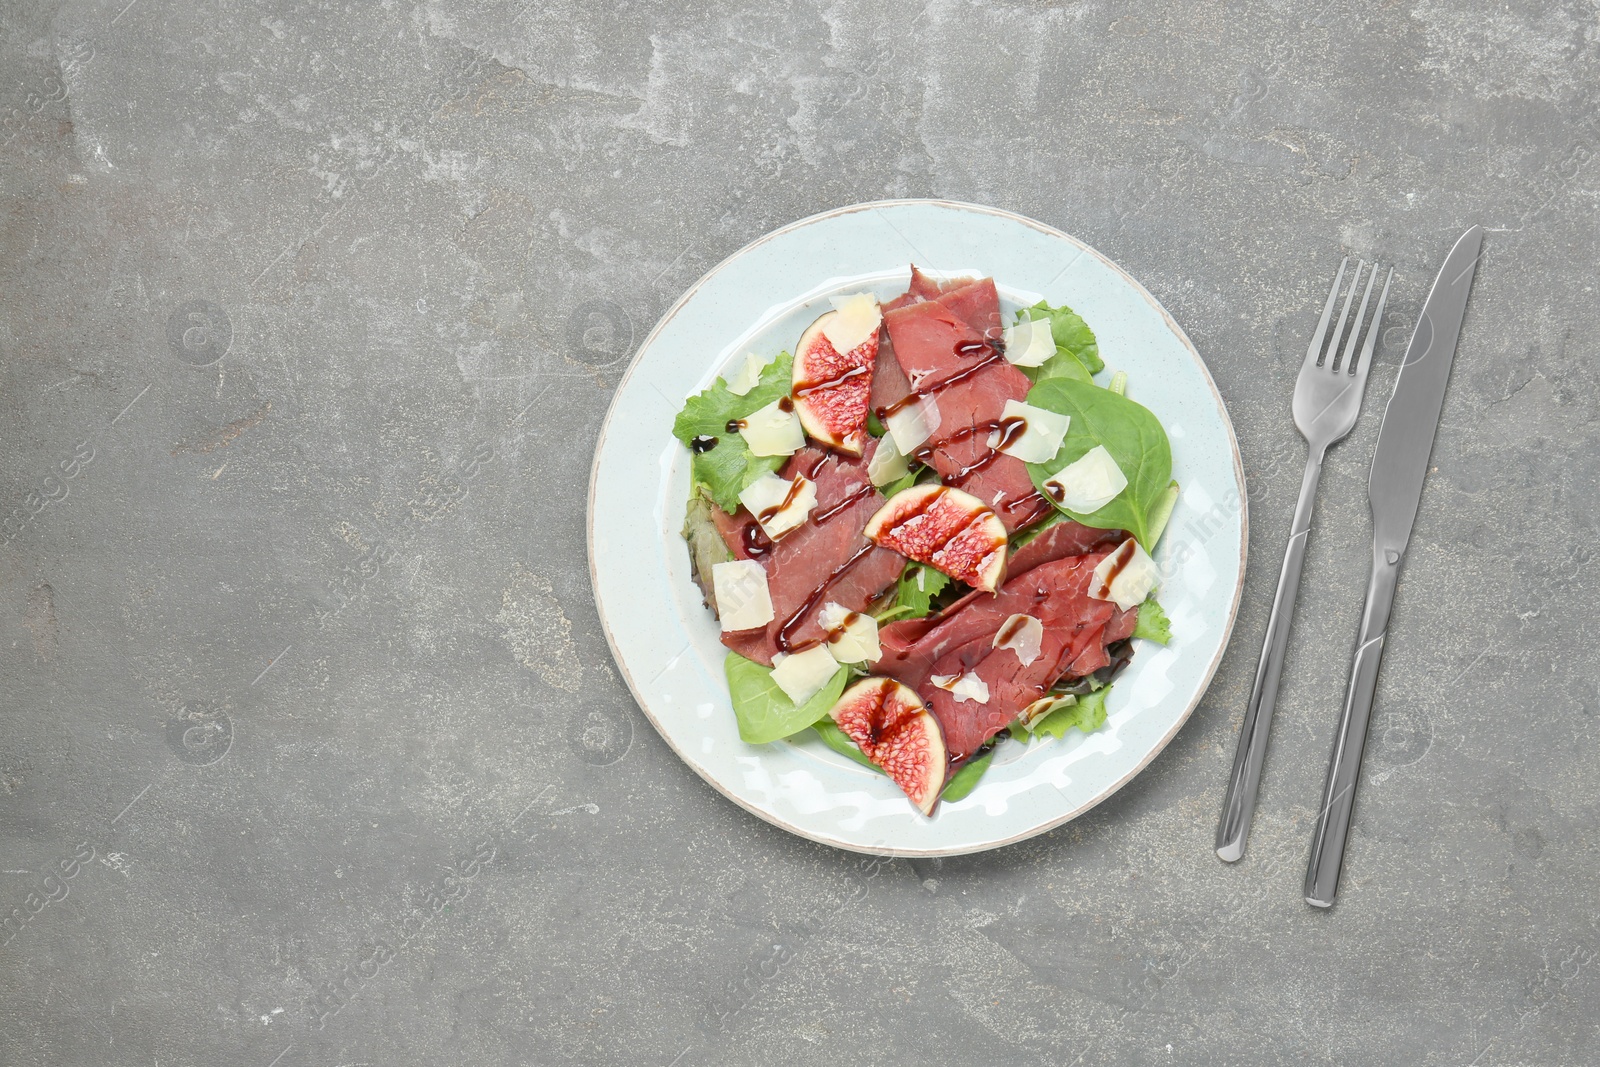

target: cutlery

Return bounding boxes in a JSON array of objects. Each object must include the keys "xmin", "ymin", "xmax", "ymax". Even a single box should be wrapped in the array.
[
  {"xmin": 1304, "ymin": 225, "xmax": 1484, "ymax": 907},
  {"xmin": 1216, "ymin": 257, "xmax": 1392, "ymax": 862}
]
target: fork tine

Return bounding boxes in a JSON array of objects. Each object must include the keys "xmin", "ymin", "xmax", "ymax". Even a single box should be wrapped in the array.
[
  {"xmin": 1324, "ymin": 260, "xmax": 1367, "ymax": 371},
  {"xmin": 1337, "ymin": 263, "xmax": 1379, "ymax": 374},
  {"xmin": 1304, "ymin": 257, "xmax": 1349, "ymax": 369},
  {"xmin": 1350, "ymin": 266, "xmax": 1394, "ymax": 380}
]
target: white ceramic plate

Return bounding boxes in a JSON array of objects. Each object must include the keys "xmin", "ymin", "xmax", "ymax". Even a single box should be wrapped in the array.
[{"xmin": 587, "ymin": 200, "xmax": 1246, "ymax": 856}]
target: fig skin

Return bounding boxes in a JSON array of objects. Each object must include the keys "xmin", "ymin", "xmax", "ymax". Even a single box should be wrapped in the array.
[
  {"xmin": 828, "ymin": 677, "xmax": 948, "ymax": 815},
  {"xmin": 792, "ymin": 311, "xmax": 877, "ymax": 456},
  {"xmin": 865, "ymin": 483, "xmax": 1009, "ymax": 593}
]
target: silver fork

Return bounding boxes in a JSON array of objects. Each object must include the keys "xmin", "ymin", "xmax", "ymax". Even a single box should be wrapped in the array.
[{"xmin": 1215, "ymin": 257, "xmax": 1393, "ymax": 863}]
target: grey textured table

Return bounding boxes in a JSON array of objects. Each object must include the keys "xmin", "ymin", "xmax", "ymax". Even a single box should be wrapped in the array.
[{"xmin": 3, "ymin": 2, "xmax": 1596, "ymax": 1064}]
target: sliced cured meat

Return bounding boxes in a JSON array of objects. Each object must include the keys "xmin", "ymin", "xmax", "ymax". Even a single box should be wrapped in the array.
[
  {"xmin": 884, "ymin": 265, "xmax": 967, "ymax": 312},
  {"xmin": 915, "ymin": 550, "xmax": 1138, "ymax": 763},
  {"xmin": 877, "ymin": 552, "xmax": 1101, "ymax": 690},
  {"xmin": 870, "ymin": 324, "xmax": 913, "ymax": 424},
  {"xmin": 1008, "ymin": 519, "xmax": 1129, "ymax": 576},
  {"xmin": 874, "ymin": 523, "xmax": 1129, "ymax": 688},
  {"xmin": 880, "ymin": 278, "xmax": 1052, "ymax": 532},
  {"xmin": 714, "ymin": 442, "xmax": 903, "ymax": 665}
]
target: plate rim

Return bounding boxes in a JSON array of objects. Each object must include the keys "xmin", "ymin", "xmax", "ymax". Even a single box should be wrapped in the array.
[{"xmin": 586, "ymin": 198, "xmax": 1248, "ymax": 856}]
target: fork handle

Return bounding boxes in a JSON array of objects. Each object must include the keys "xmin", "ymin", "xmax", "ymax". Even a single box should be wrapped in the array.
[
  {"xmin": 1215, "ymin": 446, "xmax": 1325, "ymax": 862},
  {"xmin": 1304, "ymin": 543, "xmax": 1402, "ymax": 907}
]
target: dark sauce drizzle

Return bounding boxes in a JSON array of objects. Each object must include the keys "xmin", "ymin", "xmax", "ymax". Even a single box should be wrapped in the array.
[
  {"xmin": 742, "ymin": 523, "xmax": 771, "ymax": 558},
  {"xmin": 794, "ymin": 364, "xmax": 870, "ymax": 398},
  {"xmin": 691, "ymin": 435, "xmax": 718, "ymax": 453}
]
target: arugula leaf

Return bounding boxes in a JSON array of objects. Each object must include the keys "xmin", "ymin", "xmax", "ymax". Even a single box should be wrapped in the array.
[
  {"xmin": 1134, "ymin": 598, "xmax": 1171, "ymax": 645},
  {"xmin": 1031, "ymin": 686, "xmax": 1112, "ymax": 739},
  {"xmin": 725, "ymin": 651, "xmax": 847, "ymax": 745},
  {"xmin": 874, "ymin": 561, "xmax": 951, "ymax": 623},
  {"xmin": 672, "ymin": 352, "xmax": 795, "ymax": 513},
  {"xmin": 1017, "ymin": 302, "xmax": 1102, "ymax": 381},
  {"xmin": 940, "ymin": 747, "xmax": 995, "ymax": 801},
  {"xmin": 880, "ymin": 469, "xmax": 920, "ymax": 500},
  {"xmin": 1022, "ymin": 377, "xmax": 1173, "ymax": 547},
  {"xmin": 813, "ymin": 717, "xmax": 881, "ymax": 770}
]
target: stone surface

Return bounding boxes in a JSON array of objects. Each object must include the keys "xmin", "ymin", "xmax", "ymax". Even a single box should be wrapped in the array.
[{"xmin": 2, "ymin": 1, "xmax": 1597, "ymax": 1064}]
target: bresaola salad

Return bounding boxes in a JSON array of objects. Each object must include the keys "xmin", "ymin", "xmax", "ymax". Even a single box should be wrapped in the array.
[{"xmin": 675, "ymin": 267, "xmax": 1177, "ymax": 816}]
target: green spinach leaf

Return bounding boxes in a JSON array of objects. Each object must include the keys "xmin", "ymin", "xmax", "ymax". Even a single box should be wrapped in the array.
[
  {"xmin": 940, "ymin": 747, "xmax": 995, "ymax": 801},
  {"xmin": 1022, "ymin": 377, "xmax": 1173, "ymax": 547},
  {"xmin": 725, "ymin": 651, "xmax": 847, "ymax": 745},
  {"xmin": 813, "ymin": 717, "xmax": 881, "ymax": 770},
  {"xmin": 1017, "ymin": 302, "xmax": 1103, "ymax": 381},
  {"xmin": 673, "ymin": 352, "xmax": 795, "ymax": 513}
]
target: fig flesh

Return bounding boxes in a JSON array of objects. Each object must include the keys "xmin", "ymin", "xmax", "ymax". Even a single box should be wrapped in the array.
[
  {"xmin": 792, "ymin": 307, "xmax": 879, "ymax": 456},
  {"xmin": 827, "ymin": 677, "xmax": 948, "ymax": 815},
  {"xmin": 864, "ymin": 483, "xmax": 1008, "ymax": 592}
]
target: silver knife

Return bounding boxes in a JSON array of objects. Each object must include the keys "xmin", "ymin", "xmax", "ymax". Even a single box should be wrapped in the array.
[{"xmin": 1303, "ymin": 225, "xmax": 1484, "ymax": 908}]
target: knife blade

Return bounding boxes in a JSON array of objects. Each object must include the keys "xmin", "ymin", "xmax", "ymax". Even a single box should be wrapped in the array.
[
  {"xmin": 1303, "ymin": 225, "xmax": 1483, "ymax": 908},
  {"xmin": 1368, "ymin": 225, "xmax": 1484, "ymax": 556}
]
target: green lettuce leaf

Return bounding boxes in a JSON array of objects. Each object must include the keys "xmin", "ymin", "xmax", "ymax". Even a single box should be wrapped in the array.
[
  {"xmin": 672, "ymin": 352, "xmax": 795, "ymax": 513},
  {"xmin": 725, "ymin": 651, "xmax": 847, "ymax": 745},
  {"xmin": 1022, "ymin": 377, "xmax": 1173, "ymax": 547},
  {"xmin": 1017, "ymin": 302, "xmax": 1103, "ymax": 381},
  {"xmin": 1134, "ymin": 598, "xmax": 1171, "ymax": 645},
  {"xmin": 1031, "ymin": 686, "xmax": 1112, "ymax": 739}
]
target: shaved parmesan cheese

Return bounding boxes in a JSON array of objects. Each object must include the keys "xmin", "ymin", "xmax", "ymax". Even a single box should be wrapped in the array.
[
  {"xmin": 725, "ymin": 351, "xmax": 774, "ymax": 396},
  {"xmin": 738, "ymin": 397, "xmax": 805, "ymax": 457},
  {"xmin": 886, "ymin": 395, "xmax": 941, "ymax": 454},
  {"xmin": 738, "ymin": 472, "xmax": 817, "ymax": 540},
  {"xmin": 1042, "ymin": 445, "xmax": 1128, "ymax": 514},
  {"xmin": 819, "ymin": 601, "xmax": 881, "ymax": 664},
  {"xmin": 865, "ymin": 431, "xmax": 910, "ymax": 487},
  {"xmin": 1089, "ymin": 538, "xmax": 1159, "ymax": 611},
  {"xmin": 770, "ymin": 644, "xmax": 838, "ymax": 705},
  {"xmin": 931, "ymin": 671, "xmax": 990, "ymax": 705},
  {"xmin": 1002, "ymin": 316, "xmax": 1055, "ymax": 367},
  {"xmin": 989, "ymin": 399, "xmax": 1071, "ymax": 465},
  {"xmin": 822, "ymin": 292, "xmax": 882, "ymax": 355},
  {"xmin": 992, "ymin": 613, "xmax": 1043, "ymax": 666},
  {"xmin": 711, "ymin": 560, "xmax": 773, "ymax": 631}
]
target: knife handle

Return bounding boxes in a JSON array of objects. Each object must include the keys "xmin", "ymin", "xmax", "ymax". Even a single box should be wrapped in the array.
[
  {"xmin": 1304, "ymin": 545, "xmax": 1401, "ymax": 907},
  {"xmin": 1215, "ymin": 448, "xmax": 1325, "ymax": 862}
]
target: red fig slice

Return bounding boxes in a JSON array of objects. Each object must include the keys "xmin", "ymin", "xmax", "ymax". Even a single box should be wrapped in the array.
[
  {"xmin": 865, "ymin": 484, "xmax": 1008, "ymax": 593},
  {"xmin": 828, "ymin": 677, "xmax": 947, "ymax": 815},
  {"xmin": 792, "ymin": 308, "xmax": 879, "ymax": 456}
]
